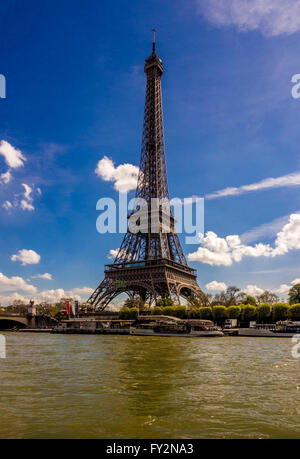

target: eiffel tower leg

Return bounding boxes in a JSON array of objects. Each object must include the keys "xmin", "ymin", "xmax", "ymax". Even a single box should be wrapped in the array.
[{"xmin": 87, "ymin": 278, "xmax": 122, "ymax": 310}]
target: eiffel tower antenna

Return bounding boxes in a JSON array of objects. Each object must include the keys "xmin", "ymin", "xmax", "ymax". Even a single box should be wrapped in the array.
[{"xmin": 88, "ymin": 31, "xmax": 204, "ymax": 309}]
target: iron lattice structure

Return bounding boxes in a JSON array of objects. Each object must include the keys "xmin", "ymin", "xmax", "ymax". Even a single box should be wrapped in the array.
[{"xmin": 88, "ymin": 31, "xmax": 204, "ymax": 309}]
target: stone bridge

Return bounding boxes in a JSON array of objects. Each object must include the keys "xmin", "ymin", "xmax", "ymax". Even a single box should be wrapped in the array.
[{"xmin": 0, "ymin": 314, "xmax": 29, "ymax": 330}]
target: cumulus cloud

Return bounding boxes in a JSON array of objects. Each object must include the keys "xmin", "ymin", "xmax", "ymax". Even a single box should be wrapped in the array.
[
  {"xmin": 188, "ymin": 213, "xmax": 300, "ymax": 266},
  {"xmin": 198, "ymin": 0, "xmax": 300, "ymax": 37},
  {"xmin": 0, "ymin": 273, "xmax": 37, "ymax": 293},
  {"xmin": 206, "ymin": 280, "xmax": 228, "ymax": 291},
  {"xmin": 31, "ymin": 273, "xmax": 52, "ymax": 280},
  {"xmin": 35, "ymin": 288, "xmax": 66, "ymax": 303},
  {"xmin": 206, "ymin": 172, "xmax": 300, "ymax": 200},
  {"xmin": 275, "ymin": 278, "xmax": 300, "ymax": 295},
  {"xmin": 20, "ymin": 200, "xmax": 34, "ymax": 211},
  {"xmin": 11, "ymin": 249, "xmax": 41, "ymax": 266},
  {"xmin": 0, "ymin": 140, "xmax": 26, "ymax": 169},
  {"xmin": 0, "ymin": 292, "xmax": 28, "ymax": 306},
  {"xmin": 95, "ymin": 156, "xmax": 139, "ymax": 193},
  {"xmin": 243, "ymin": 284, "xmax": 264, "ymax": 296},
  {"xmin": 108, "ymin": 249, "xmax": 119, "ymax": 259},
  {"xmin": 0, "ymin": 170, "xmax": 12, "ymax": 184}
]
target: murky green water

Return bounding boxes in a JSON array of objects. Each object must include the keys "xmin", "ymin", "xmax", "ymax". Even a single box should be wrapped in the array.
[{"xmin": 0, "ymin": 332, "xmax": 300, "ymax": 438}]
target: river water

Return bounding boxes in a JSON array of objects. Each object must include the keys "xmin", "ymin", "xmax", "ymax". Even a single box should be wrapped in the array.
[{"xmin": 0, "ymin": 332, "xmax": 300, "ymax": 439}]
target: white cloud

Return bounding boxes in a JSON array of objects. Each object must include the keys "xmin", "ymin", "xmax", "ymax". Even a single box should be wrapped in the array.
[
  {"xmin": 0, "ymin": 170, "xmax": 12, "ymax": 184},
  {"xmin": 240, "ymin": 212, "xmax": 300, "ymax": 244},
  {"xmin": 69, "ymin": 287, "xmax": 93, "ymax": 295},
  {"xmin": 20, "ymin": 199, "xmax": 34, "ymax": 211},
  {"xmin": 0, "ymin": 140, "xmax": 26, "ymax": 169},
  {"xmin": 292, "ymin": 279, "xmax": 300, "ymax": 285},
  {"xmin": 22, "ymin": 183, "xmax": 33, "ymax": 201},
  {"xmin": 206, "ymin": 280, "xmax": 228, "ymax": 291},
  {"xmin": 0, "ymin": 293, "xmax": 29, "ymax": 306},
  {"xmin": 95, "ymin": 156, "xmax": 139, "ymax": 193},
  {"xmin": 275, "ymin": 284, "xmax": 291, "ymax": 295},
  {"xmin": 198, "ymin": 0, "xmax": 300, "ymax": 37},
  {"xmin": 31, "ymin": 273, "xmax": 52, "ymax": 280},
  {"xmin": 0, "ymin": 273, "xmax": 37, "ymax": 293},
  {"xmin": 206, "ymin": 172, "xmax": 300, "ymax": 200},
  {"xmin": 11, "ymin": 249, "xmax": 41, "ymax": 266},
  {"xmin": 275, "ymin": 278, "xmax": 300, "ymax": 295},
  {"xmin": 35, "ymin": 288, "xmax": 66, "ymax": 303},
  {"xmin": 188, "ymin": 213, "xmax": 300, "ymax": 266},
  {"xmin": 243, "ymin": 284, "xmax": 264, "ymax": 296},
  {"xmin": 3, "ymin": 200, "xmax": 12, "ymax": 211}
]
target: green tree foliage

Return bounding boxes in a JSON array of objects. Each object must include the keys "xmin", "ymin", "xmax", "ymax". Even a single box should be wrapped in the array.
[
  {"xmin": 198, "ymin": 307, "xmax": 213, "ymax": 320},
  {"xmin": 256, "ymin": 303, "xmax": 272, "ymax": 323},
  {"xmin": 163, "ymin": 306, "xmax": 177, "ymax": 316},
  {"xmin": 272, "ymin": 303, "xmax": 289, "ymax": 322},
  {"xmin": 129, "ymin": 307, "xmax": 139, "ymax": 319},
  {"xmin": 227, "ymin": 305, "xmax": 241, "ymax": 319},
  {"xmin": 246, "ymin": 296, "xmax": 257, "ymax": 306},
  {"xmin": 152, "ymin": 306, "xmax": 163, "ymax": 316},
  {"xmin": 289, "ymin": 304, "xmax": 300, "ymax": 321},
  {"xmin": 124, "ymin": 297, "xmax": 145, "ymax": 309},
  {"xmin": 241, "ymin": 305, "xmax": 257, "ymax": 322},
  {"xmin": 174, "ymin": 305, "xmax": 188, "ymax": 319},
  {"xmin": 289, "ymin": 284, "xmax": 300, "ymax": 305},
  {"xmin": 212, "ymin": 305, "xmax": 228, "ymax": 323},
  {"xmin": 156, "ymin": 298, "xmax": 174, "ymax": 307},
  {"xmin": 119, "ymin": 307, "xmax": 131, "ymax": 319},
  {"xmin": 188, "ymin": 308, "xmax": 201, "ymax": 319}
]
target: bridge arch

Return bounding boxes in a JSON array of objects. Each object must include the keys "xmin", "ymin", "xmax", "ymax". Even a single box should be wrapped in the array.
[{"xmin": 0, "ymin": 316, "xmax": 28, "ymax": 330}]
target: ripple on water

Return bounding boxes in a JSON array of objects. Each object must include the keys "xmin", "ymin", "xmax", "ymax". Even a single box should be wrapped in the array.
[{"xmin": 0, "ymin": 333, "xmax": 300, "ymax": 438}]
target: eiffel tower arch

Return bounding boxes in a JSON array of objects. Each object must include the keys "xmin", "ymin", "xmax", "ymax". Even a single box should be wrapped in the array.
[{"xmin": 88, "ymin": 30, "xmax": 204, "ymax": 310}]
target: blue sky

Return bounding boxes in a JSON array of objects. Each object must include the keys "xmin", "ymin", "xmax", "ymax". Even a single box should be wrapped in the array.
[{"xmin": 0, "ymin": 0, "xmax": 300, "ymax": 305}]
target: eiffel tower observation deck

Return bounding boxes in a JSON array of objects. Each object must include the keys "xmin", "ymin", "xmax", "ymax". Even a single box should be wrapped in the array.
[{"xmin": 88, "ymin": 30, "xmax": 204, "ymax": 309}]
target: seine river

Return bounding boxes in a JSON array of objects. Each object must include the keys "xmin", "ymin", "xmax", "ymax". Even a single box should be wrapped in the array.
[{"xmin": 1, "ymin": 332, "xmax": 300, "ymax": 439}]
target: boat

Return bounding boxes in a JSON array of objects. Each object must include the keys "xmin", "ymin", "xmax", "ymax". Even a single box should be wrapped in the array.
[
  {"xmin": 130, "ymin": 317, "xmax": 223, "ymax": 337},
  {"xmin": 238, "ymin": 321, "xmax": 300, "ymax": 338}
]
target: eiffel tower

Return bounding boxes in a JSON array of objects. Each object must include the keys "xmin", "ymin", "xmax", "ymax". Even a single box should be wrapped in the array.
[{"xmin": 88, "ymin": 30, "xmax": 203, "ymax": 310}]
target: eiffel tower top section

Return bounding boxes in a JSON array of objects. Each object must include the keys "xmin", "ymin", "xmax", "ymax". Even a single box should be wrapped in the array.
[{"xmin": 135, "ymin": 29, "xmax": 169, "ymax": 203}]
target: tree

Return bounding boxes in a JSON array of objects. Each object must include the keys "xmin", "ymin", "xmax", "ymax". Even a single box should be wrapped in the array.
[
  {"xmin": 257, "ymin": 290, "xmax": 279, "ymax": 305},
  {"xmin": 152, "ymin": 306, "xmax": 163, "ymax": 316},
  {"xmin": 119, "ymin": 307, "xmax": 131, "ymax": 319},
  {"xmin": 163, "ymin": 306, "xmax": 177, "ymax": 317},
  {"xmin": 289, "ymin": 304, "xmax": 300, "ymax": 321},
  {"xmin": 272, "ymin": 303, "xmax": 289, "ymax": 322},
  {"xmin": 175, "ymin": 305, "xmax": 188, "ymax": 319},
  {"xmin": 124, "ymin": 297, "xmax": 145, "ymax": 309},
  {"xmin": 129, "ymin": 307, "xmax": 139, "ymax": 319},
  {"xmin": 156, "ymin": 298, "xmax": 174, "ymax": 307},
  {"xmin": 241, "ymin": 305, "xmax": 257, "ymax": 322},
  {"xmin": 188, "ymin": 308, "xmax": 201, "ymax": 319},
  {"xmin": 212, "ymin": 305, "xmax": 228, "ymax": 324},
  {"xmin": 246, "ymin": 296, "xmax": 257, "ymax": 306},
  {"xmin": 227, "ymin": 305, "xmax": 241, "ymax": 319},
  {"xmin": 212, "ymin": 286, "xmax": 241, "ymax": 306},
  {"xmin": 199, "ymin": 307, "xmax": 213, "ymax": 320},
  {"xmin": 289, "ymin": 284, "xmax": 300, "ymax": 305},
  {"xmin": 256, "ymin": 303, "xmax": 272, "ymax": 323}
]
